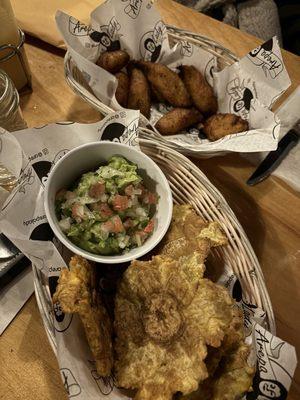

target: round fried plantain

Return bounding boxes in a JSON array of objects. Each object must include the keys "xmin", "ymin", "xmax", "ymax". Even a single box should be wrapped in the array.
[
  {"xmin": 155, "ymin": 108, "xmax": 203, "ymax": 135},
  {"xmin": 96, "ymin": 50, "xmax": 130, "ymax": 74},
  {"xmin": 127, "ymin": 68, "xmax": 151, "ymax": 119},
  {"xmin": 115, "ymin": 72, "xmax": 129, "ymax": 108},
  {"xmin": 180, "ymin": 65, "xmax": 217, "ymax": 115},
  {"xmin": 203, "ymin": 113, "xmax": 249, "ymax": 141},
  {"xmin": 137, "ymin": 61, "xmax": 191, "ymax": 107}
]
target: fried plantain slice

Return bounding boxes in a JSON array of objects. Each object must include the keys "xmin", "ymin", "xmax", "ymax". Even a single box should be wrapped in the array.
[
  {"xmin": 97, "ymin": 50, "xmax": 130, "ymax": 73},
  {"xmin": 155, "ymin": 108, "xmax": 203, "ymax": 135},
  {"xmin": 127, "ymin": 68, "xmax": 151, "ymax": 119},
  {"xmin": 203, "ymin": 113, "xmax": 249, "ymax": 141}
]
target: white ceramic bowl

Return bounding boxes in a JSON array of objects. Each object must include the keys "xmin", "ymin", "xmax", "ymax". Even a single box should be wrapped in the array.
[{"xmin": 44, "ymin": 141, "xmax": 173, "ymax": 264}]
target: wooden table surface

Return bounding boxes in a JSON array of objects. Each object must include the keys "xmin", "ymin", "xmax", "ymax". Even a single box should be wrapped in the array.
[{"xmin": 1, "ymin": 0, "xmax": 299, "ymax": 399}]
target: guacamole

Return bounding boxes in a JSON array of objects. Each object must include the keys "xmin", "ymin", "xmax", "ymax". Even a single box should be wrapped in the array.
[{"xmin": 55, "ymin": 156, "xmax": 157, "ymax": 255}]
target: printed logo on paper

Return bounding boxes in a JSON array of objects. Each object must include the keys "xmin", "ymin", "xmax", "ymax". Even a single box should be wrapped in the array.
[
  {"xmin": 247, "ymin": 38, "xmax": 283, "ymax": 79},
  {"xmin": 180, "ymin": 41, "xmax": 193, "ymax": 58},
  {"xmin": 31, "ymin": 149, "xmax": 69, "ymax": 188},
  {"xmin": 90, "ymin": 17, "xmax": 121, "ymax": 52},
  {"xmin": 226, "ymin": 77, "xmax": 255, "ymax": 120},
  {"xmin": 69, "ymin": 17, "xmax": 93, "ymax": 37},
  {"xmin": 49, "ymin": 275, "xmax": 73, "ymax": 332},
  {"xmin": 204, "ymin": 57, "xmax": 216, "ymax": 85},
  {"xmin": 90, "ymin": 365, "xmax": 115, "ymax": 395},
  {"xmin": 139, "ymin": 21, "xmax": 166, "ymax": 62},
  {"xmin": 99, "ymin": 113, "xmax": 139, "ymax": 147},
  {"xmin": 246, "ymin": 325, "xmax": 289, "ymax": 399},
  {"xmin": 60, "ymin": 368, "xmax": 81, "ymax": 397},
  {"xmin": 122, "ymin": 0, "xmax": 143, "ymax": 19}
]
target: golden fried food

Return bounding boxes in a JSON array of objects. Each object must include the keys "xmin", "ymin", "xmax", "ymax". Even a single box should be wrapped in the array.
[
  {"xmin": 150, "ymin": 83, "xmax": 165, "ymax": 103},
  {"xmin": 180, "ymin": 65, "xmax": 218, "ymax": 116},
  {"xmin": 97, "ymin": 50, "xmax": 130, "ymax": 74},
  {"xmin": 115, "ymin": 72, "xmax": 129, "ymax": 108},
  {"xmin": 53, "ymin": 255, "xmax": 113, "ymax": 376},
  {"xmin": 203, "ymin": 113, "xmax": 249, "ymax": 141},
  {"xmin": 159, "ymin": 204, "xmax": 227, "ymax": 275},
  {"xmin": 114, "ymin": 255, "xmax": 241, "ymax": 400},
  {"xmin": 127, "ymin": 68, "xmax": 151, "ymax": 119},
  {"xmin": 155, "ymin": 108, "xmax": 203, "ymax": 135},
  {"xmin": 183, "ymin": 342, "xmax": 254, "ymax": 400},
  {"xmin": 137, "ymin": 61, "xmax": 191, "ymax": 107}
]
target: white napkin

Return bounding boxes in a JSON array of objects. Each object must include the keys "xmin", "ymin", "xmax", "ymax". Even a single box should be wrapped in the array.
[{"xmin": 246, "ymin": 86, "xmax": 300, "ymax": 191}]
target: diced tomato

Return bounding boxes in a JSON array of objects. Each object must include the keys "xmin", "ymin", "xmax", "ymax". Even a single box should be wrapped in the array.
[
  {"xmin": 102, "ymin": 220, "xmax": 114, "ymax": 233},
  {"xmin": 111, "ymin": 215, "xmax": 124, "ymax": 233},
  {"xmin": 72, "ymin": 203, "xmax": 85, "ymax": 220},
  {"xmin": 112, "ymin": 195, "xmax": 129, "ymax": 211},
  {"xmin": 89, "ymin": 182, "xmax": 105, "ymax": 198},
  {"xmin": 123, "ymin": 218, "xmax": 134, "ymax": 230},
  {"xmin": 56, "ymin": 188, "xmax": 66, "ymax": 201},
  {"xmin": 91, "ymin": 202, "xmax": 113, "ymax": 217},
  {"xmin": 124, "ymin": 185, "xmax": 134, "ymax": 196},
  {"xmin": 144, "ymin": 219, "xmax": 154, "ymax": 234},
  {"xmin": 142, "ymin": 191, "xmax": 157, "ymax": 205}
]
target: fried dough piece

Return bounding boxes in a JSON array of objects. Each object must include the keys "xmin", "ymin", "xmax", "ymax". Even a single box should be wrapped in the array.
[
  {"xmin": 159, "ymin": 205, "xmax": 227, "ymax": 275},
  {"xmin": 203, "ymin": 113, "xmax": 249, "ymax": 141},
  {"xmin": 97, "ymin": 50, "xmax": 130, "ymax": 73},
  {"xmin": 155, "ymin": 108, "xmax": 203, "ymax": 135},
  {"xmin": 114, "ymin": 255, "xmax": 240, "ymax": 400},
  {"xmin": 53, "ymin": 256, "xmax": 113, "ymax": 376},
  {"xmin": 180, "ymin": 65, "xmax": 217, "ymax": 115},
  {"xmin": 115, "ymin": 72, "xmax": 129, "ymax": 107},
  {"xmin": 127, "ymin": 68, "xmax": 151, "ymax": 118},
  {"xmin": 137, "ymin": 61, "xmax": 191, "ymax": 107}
]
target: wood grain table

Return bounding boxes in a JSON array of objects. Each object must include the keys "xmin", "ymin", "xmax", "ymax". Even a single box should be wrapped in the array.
[{"xmin": 1, "ymin": 1, "xmax": 299, "ymax": 399}]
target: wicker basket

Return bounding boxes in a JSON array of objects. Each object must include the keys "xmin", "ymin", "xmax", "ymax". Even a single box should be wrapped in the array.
[
  {"xmin": 64, "ymin": 25, "xmax": 239, "ymax": 157},
  {"xmin": 33, "ymin": 137, "xmax": 275, "ymax": 356}
]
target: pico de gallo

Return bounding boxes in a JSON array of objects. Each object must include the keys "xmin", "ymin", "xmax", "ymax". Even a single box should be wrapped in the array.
[{"xmin": 55, "ymin": 156, "xmax": 158, "ymax": 255}]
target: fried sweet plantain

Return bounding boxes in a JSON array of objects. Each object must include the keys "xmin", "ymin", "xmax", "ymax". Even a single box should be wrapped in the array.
[
  {"xmin": 115, "ymin": 71, "xmax": 130, "ymax": 108},
  {"xmin": 97, "ymin": 50, "xmax": 130, "ymax": 74},
  {"xmin": 53, "ymin": 255, "xmax": 113, "ymax": 376},
  {"xmin": 203, "ymin": 113, "xmax": 249, "ymax": 141},
  {"xmin": 155, "ymin": 108, "xmax": 203, "ymax": 135},
  {"xmin": 127, "ymin": 68, "xmax": 151, "ymax": 118},
  {"xmin": 137, "ymin": 61, "xmax": 191, "ymax": 107},
  {"xmin": 180, "ymin": 65, "xmax": 217, "ymax": 116}
]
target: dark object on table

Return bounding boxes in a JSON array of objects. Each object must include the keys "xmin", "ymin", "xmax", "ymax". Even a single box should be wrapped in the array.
[
  {"xmin": 247, "ymin": 124, "xmax": 300, "ymax": 186},
  {"xmin": 0, "ymin": 255, "xmax": 29, "ymax": 290}
]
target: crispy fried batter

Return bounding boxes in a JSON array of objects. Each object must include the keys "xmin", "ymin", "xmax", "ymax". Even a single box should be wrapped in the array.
[
  {"xmin": 96, "ymin": 50, "xmax": 130, "ymax": 74},
  {"xmin": 137, "ymin": 61, "xmax": 191, "ymax": 107},
  {"xmin": 203, "ymin": 113, "xmax": 249, "ymax": 141},
  {"xmin": 127, "ymin": 68, "xmax": 151, "ymax": 119},
  {"xmin": 53, "ymin": 256, "xmax": 113, "ymax": 376},
  {"xmin": 115, "ymin": 72, "xmax": 129, "ymax": 108},
  {"xmin": 180, "ymin": 65, "xmax": 218, "ymax": 115},
  {"xmin": 183, "ymin": 341, "xmax": 254, "ymax": 400},
  {"xmin": 159, "ymin": 205, "xmax": 227, "ymax": 276},
  {"xmin": 155, "ymin": 108, "xmax": 203, "ymax": 135},
  {"xmin": 114, "ymin": 255, "xmax": 241, "ymax": 400}
]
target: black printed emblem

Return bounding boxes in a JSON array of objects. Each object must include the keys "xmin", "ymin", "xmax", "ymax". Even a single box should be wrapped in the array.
[
  {"xmin": 139, "ymin": 21, "xmax": 165, "ymax": 62},
  {"xmin": 226, "ymin": 77, "xmax": 254, "ymax": 120},
  {"xmin": 100, "ymin": 122, "xmax": 126, "ymax": 142},
  {"xmin": 90, "ymin": 17, "xmax": 121, "ymax": 52}
]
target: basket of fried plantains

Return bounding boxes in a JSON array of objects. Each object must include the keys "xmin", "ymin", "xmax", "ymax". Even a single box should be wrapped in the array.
[
  {"xmin": 53, "ymin": 204, "xmax": 255, "ymax": 400},
  {"xmin": 93, "ymin": 50, "xmax": 248, "ymax": 141}
]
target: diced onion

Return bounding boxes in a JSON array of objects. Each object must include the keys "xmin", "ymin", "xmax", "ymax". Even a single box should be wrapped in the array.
[{"xmin": 59, "ymin": 217, "xmax": 71, "ymax": 232}]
